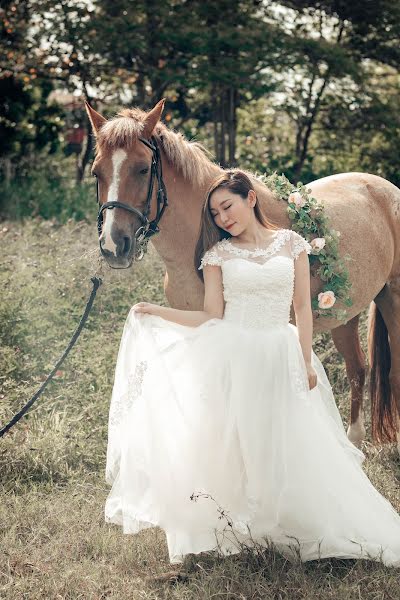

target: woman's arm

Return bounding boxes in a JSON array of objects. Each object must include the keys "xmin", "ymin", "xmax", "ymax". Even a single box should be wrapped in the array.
[
  {"xmin": 132, "ymin": 264, "xmax": 225, "ymax": 327},
  {"xmin": 292, "ymin": 250, "xmax": 317, "ymax": 389}
]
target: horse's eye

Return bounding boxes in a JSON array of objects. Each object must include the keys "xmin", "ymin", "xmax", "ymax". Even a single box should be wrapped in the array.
[{"xmin": 140, "ymin": 167, "xmax": 149, "ymax": 175}]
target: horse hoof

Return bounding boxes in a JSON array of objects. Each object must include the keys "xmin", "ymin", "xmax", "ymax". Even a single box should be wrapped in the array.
[{"xmin": 347, "ymin": 420, "xmax": 366, "ymax": 447}]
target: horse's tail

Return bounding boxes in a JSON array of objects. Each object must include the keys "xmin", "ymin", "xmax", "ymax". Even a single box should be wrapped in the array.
[{"xmin": 368, "ymin": 301, "xmax": 397, "ymax": 443}]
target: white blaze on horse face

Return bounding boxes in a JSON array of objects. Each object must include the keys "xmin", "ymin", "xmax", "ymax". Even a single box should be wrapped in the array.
[{"xmin": 102, "ymin": 149, "xmax": 128, "ymax": 255}]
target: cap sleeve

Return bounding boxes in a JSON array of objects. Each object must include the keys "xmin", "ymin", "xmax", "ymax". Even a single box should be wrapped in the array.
[
  {"xmin": 290, "ymin": 230, "xmax": 312, "ymax": 260},
  {"xmin": 198, "ymin": 244, "xmax": 223, "ymax": 270}
]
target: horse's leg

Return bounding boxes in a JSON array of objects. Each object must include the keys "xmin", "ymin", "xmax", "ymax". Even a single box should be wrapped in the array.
[
  {"xmin": 331, "ymin": 315, "xmax": 366, "ymax": 446},
  {"xmin": 369, "ymin": 280, "xmax": 400, "ymax": 454}
]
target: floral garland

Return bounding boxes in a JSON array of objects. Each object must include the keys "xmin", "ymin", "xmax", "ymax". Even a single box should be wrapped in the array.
[{"xmin": 258, "ymin": 172, "xmax": 353, "ymax": 321}]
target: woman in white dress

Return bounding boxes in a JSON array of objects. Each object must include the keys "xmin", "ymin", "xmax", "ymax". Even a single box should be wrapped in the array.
[{"xmin": 105, "ymin": 170, "xmax": 400, "ymax": 567}]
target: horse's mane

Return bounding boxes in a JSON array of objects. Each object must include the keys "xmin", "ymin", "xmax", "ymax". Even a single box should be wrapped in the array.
[{"xmin": 96, "ymin": 107, "xmax": 219, "ymax": 187}]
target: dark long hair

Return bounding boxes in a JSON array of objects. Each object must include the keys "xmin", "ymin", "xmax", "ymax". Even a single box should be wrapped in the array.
[{"xmin": 194, "ymin": 169, "xmax": 278, "ymax": 280}]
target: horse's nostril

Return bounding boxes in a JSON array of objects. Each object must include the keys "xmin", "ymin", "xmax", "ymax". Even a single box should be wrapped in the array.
[{"xmin": 123, "ymin": 236, "xmax": 131, "ymax": 255}]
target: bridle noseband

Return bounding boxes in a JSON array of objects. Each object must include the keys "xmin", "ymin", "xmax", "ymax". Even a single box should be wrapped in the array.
[{"xmin": 95, "ymin": 136, "xmax": 168, "ymax": 264}]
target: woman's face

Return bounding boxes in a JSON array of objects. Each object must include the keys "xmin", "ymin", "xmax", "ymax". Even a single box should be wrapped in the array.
[{"xmin": 209, "ymin": 188, "xmax": 255, "ymax": 235}]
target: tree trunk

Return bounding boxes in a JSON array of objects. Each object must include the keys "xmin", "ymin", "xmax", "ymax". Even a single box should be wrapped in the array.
[
  {"xmin": 3, "ymin": 158, "xmax": 12, "ymax": 185},
  {"xmin": 136, "ymin": 69, "xmax": 146, "ymax": 106},
  {"xmin": 292, "ymin": 22, "xmax": 345, "ymax": 181},
  {"xmin": 76, "ymin": 125, "xmax": 93, "ymax": 184},
  {"xmin": 292, "ymin": 75, "xmax": 330, "ymax": 181},
  {"xmin": 228, "ymin": 86, "xmax": 237, "ymax": 166},
  {"xmin": 212, "ymin": 83, "xmax": 219, "ymax": 161},
  {"xmin": 220, "ymin": 90, "xmax": 226, "ymax": 166}
]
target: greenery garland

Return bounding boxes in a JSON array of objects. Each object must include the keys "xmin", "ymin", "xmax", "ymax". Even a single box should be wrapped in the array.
[{"xmin": 259, "ymin": 172, "xmax": 353, "ymax": 321}]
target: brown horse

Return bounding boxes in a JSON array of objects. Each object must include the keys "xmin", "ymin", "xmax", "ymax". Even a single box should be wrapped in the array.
[{"xmin": 85, "ymin": 99, "xmax": 400, "ymax": 456}]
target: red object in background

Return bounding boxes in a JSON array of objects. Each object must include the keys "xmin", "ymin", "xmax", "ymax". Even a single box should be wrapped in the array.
[{"xmin": 66, "ymin": 125, "xmax": 85, "ymax": 145}]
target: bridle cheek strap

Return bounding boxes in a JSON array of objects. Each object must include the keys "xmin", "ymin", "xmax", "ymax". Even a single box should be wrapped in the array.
[{"xmin": 96, "ymin": 136, "xmax": 168, "ymax": 261}]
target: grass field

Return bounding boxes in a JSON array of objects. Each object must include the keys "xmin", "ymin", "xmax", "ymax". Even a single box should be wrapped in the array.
[{"xmin": 1, "ymin": 219, "xmax": 399, "ymax": 599}]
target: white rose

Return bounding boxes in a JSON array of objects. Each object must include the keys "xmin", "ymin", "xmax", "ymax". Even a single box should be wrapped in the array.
[
  {"xmin": 310, "ymin": 237, "xmax": 326, "ymax": 252},
  {"xmin": 318, "ymin": 291, "xmax": 336, "ymax": 309}
]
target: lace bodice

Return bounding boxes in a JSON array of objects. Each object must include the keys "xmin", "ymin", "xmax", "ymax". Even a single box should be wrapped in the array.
[{"xmin": 198, "ymin": 229, "xmax": 312, "ymax": 329}]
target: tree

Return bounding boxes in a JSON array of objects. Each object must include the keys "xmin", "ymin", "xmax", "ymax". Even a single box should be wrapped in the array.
[{"xmin": 275, "ymin": 0, "xmax": 400, "ymax": 179}]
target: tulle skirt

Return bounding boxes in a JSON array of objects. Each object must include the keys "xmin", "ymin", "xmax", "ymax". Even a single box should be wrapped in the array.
[{"xmin": 104, "ymin": 309, "xmax": 400, "ymax": 566}]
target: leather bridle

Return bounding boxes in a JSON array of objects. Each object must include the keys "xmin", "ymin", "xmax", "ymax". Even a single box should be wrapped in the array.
[{"xmin": 95, "ymin": 136, "xmax": 168, "ymax": 264}]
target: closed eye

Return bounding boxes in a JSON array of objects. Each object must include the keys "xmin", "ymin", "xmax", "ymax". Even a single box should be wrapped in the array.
[
  {"xmin": 139, "ymin": 167, "xmax": 149, "ymax": 175},
  {"xmin": 211, "ymin": 205, "xmax": 231, "ymax": 217}
]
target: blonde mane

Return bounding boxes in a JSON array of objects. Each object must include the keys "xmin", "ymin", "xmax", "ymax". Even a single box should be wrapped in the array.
[{"xmin": 97, "ymin": 107, "xmax": 219, "ymax": 187}]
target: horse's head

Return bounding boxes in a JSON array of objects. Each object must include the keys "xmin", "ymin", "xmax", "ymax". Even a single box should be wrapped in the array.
[{"xmin": 85, "ymin": 99, "xmax": 167, "ymax": 269}]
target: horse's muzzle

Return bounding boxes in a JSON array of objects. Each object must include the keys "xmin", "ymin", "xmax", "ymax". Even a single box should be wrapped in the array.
[{"xmin": 99, "ymin": 234, "xmax": 134, "ymax": 269}]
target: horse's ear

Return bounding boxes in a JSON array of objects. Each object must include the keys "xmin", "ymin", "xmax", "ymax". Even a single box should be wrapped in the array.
[
  {"xmin": 142, "ymin": 99, "xmax": 165, "ymax": 138},
  {"xmin": 85, "ymin": 100, "xmax": 107, "ymax": 134}
]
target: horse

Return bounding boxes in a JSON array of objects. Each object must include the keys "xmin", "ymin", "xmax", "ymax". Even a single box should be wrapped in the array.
[{"xmin": 85, "ymin": 98, "xmax": 400, "ymax": 456}]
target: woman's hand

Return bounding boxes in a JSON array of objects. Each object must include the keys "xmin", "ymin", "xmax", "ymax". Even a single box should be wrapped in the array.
[
  {"xmin": 306, "ymin": 363, "xmax": 318, "ymax": 390},
  {"xmin": 132, "ymin": 302, "xmax": 160, "ymax": 316}
]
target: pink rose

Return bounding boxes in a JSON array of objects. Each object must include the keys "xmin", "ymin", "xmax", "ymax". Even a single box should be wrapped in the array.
[
  {"xmin": 318, "ymin": 291, "xmax": 336, "ymax": 309},
  {"xmin": 288, "ymin": 192, "xmax": 306, "ymax": 208},
  {"xmin": 310, "ymin": 237, "xmax": 326, "ymax": 252}
]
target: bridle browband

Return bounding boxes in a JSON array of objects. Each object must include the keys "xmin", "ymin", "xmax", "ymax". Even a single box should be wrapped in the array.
[{"xmin": 95, "ymin": 136, "xmax": 168, "ymax": 265}]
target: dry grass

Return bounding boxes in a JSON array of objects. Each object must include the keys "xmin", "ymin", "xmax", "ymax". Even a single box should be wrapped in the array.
[{"xmin": 0, "ymin": 219, "xmax": 399, "ymax": 599}]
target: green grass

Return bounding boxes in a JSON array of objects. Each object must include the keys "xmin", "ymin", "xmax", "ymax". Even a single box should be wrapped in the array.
[
  {"xmin": 0, "ymin": 219, "xmax": 399, "ymax": 599},
  {"xmin": 0, "ymin": 175, "xmax": 97, "ymax": 223}
]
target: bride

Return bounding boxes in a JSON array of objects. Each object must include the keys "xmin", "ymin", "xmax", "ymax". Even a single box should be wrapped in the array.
[{"xmin": 104, "ymin": 169, "xmax": 400, "ymax": 567}]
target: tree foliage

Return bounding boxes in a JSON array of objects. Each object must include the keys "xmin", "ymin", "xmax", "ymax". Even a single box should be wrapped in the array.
[{"xmin": 1, "ymin": 0, "xmax": 400, "ymax": 192}]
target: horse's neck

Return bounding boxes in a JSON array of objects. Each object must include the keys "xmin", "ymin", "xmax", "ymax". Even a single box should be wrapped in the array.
[
  {"xmin": 150, "ymin": 161, "xmax": 289, "ymax": 309},
  {"xmin": 151, "ymin": 162, "xmax": 220, "ymax": 268},
  {"xmin": 252, "ymin": 178, "xmax": 291, "ymax": 227}
]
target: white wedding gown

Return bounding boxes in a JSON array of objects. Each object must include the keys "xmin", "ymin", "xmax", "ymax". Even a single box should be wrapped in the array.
[{"xmin": 105, "ymin": 228, "xmax": 400, "ymax": 566}]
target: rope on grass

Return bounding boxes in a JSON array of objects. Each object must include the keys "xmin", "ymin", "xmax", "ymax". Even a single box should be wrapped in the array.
[{"xmin": 0, "ymin": 276, "xmax": 102, "ymax": 439}]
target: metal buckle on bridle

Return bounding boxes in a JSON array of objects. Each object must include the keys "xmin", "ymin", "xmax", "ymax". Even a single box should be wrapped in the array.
[
  {"xmin": 95, "ymin": 135, "xmax": 168, "ymax": 265},
  {"xmin": 134, "ymin": 221, "xmax": 159, "ymax": 260}
]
